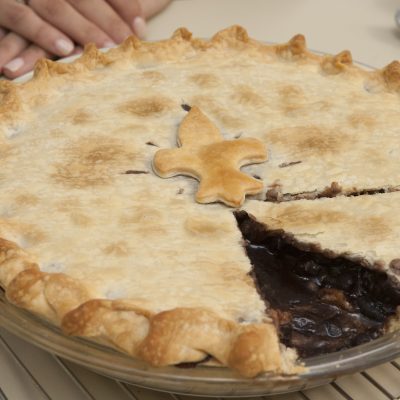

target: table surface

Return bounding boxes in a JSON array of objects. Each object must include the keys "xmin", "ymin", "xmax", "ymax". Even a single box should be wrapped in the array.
[{"xmin": 2, "ymin": 0, "xmax": 400, "ymax": 399}]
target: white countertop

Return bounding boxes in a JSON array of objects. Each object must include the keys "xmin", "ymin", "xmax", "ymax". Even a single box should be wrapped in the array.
[
  {"xmin": 2, "ymin": 1, "xmax": 400, "ymax": 399},
  {"xmin": 148, "ymin": 0, "xmax": 400, "ymax": 69}
]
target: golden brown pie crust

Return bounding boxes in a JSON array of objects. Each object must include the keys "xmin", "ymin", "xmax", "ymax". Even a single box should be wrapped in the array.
[{"xmin": 0, "ymin": 26, "xmax": 400, "ymax": 378}]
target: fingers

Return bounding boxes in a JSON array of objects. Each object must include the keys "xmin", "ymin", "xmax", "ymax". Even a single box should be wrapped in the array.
[
  {"xmin": 0, "ymin": 0, "xmax": 75, "ymax": 57},
  {"xmin": 0, "ymin": 32, "xmax": 29, "ymax": 72},
  {"xmin": 2, "ymin": 43, "xmax": 84, "ymax": 80},
  {"xmin": 67, "ymin": 0, "xmax": 133, "ymax": 43},
  {"xmin": 138, "ymin": 0, "xmax": 172, "ymax": 19},
  {"xmin": 71, "ymin": 46, "xmax": 84, "ymax": 56},
  {"xmin": 2, "ymin": 44, "xmax": 49, "ymax": 79},
  {"xmin": 29, "ymin": 0, "xmax": 115, "ymax": 48},
  {"xmin": 0, "ymin": 27, "xmax": 7, "ymax": 40},
  {"xmin": 106, "ymin": 0, "xmax": 147, "ymax": 39}
]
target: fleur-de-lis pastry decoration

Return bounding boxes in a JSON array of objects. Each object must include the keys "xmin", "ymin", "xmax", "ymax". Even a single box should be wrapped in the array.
[{"xmin": 152, "ymin": 106, "xmax": 268, "ymax": 207}]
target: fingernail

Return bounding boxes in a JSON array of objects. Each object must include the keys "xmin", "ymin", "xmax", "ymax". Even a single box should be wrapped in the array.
[
  {"xmin": 103, "ymin": 40, "xmax": 116, "ymax": 48},
  {"xmin": 4, "ymin": 57, "xmax": 24, "ymax": 72},
  {"xmin": 55, "ymin": 38, "xmax": 74, "ymax": 55},
  {"xmin": 132, "ymin": 16, "xmax": 147, "ymax": 39}
]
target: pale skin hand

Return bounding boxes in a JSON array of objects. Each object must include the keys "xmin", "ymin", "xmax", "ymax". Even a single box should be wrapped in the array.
[{"xmin": 0, "ymin": 0, "xmax": 172, "ymax": 79}]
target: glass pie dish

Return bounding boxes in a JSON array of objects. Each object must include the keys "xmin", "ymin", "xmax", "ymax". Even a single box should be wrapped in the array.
[
  {"xmin": 2, "ymin": 287, "xmax": 400, "ymax": 397},
  {"xmin": 2, "ymin": 47, "xmax": 400, "ymax": 397}
]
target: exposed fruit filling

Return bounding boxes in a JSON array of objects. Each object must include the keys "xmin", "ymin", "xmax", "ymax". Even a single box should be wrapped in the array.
[{"xmin": 235, "ymin": 211, "xmax": 400, "ymax": 358}]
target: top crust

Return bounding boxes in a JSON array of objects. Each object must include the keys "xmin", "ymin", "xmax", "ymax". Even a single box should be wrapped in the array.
[
  {"xmin": 4, "ymin": 25, "xmax": 398, "ymax": 200},
  {"xmin": 0, "ymin": 25, "xmax": 399, "ymax": 377},
  {"xmin": 243, "ymin": 192, "xmax": 400, "ymax": 278}
]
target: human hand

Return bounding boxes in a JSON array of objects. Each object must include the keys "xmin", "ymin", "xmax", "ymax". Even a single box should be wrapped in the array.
[
  {"xmin": 0, "ymin": 27, "xmax": 85, "ymax": 79},
  {"xmin": 0, "ymin": 0, "xmax": 149, "ymax": 78}
]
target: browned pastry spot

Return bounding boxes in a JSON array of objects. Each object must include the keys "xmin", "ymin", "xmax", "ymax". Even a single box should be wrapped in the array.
[
  {"xmin": 103, "ymin": 241, "xmax": 130, "ymax": 257},
  {"xmin": 277, "ymin": 84, "xmax": 306, "ymax": 115},
  {"xmin": 14, "ymin": 193, "xmax": 40, "ymax": 206},
  {"xmin": 141, "ymin": 70, "xmax": 166, "ymax": 82},
  {"xmin": 118, "ymin": 96, "xmax": 173, "ymax": 117},
  {"xmin": 188, "ymin": 73, "xmax": 220, "ymax": 88},
  {"xmin": 273, "ymin": 203, "xmax": 347, "ymax": 227},
  {"xmin": 49, "ymin": 128, "xmax": 64, "ymax": 139},
  {"xmin": 0, "ymin": 80, "xmax": 20, "ymax": 117},
  {"xmin": 232, "ymin": 85, "xmax": 265, "ymax": 108},
  {"xmin": 190, "ymin": 95, "xmax": 245, "ymax": 129},
  {"xmin": 360, "ymin": 216, "xmax": 393, "ymax": 245},
  {"xmin": 0, "ymin": 219, "xmax": 49, "ymax": 248},
  {"xmin": 266, "ymin": 125, "xmax": 353, "ymax": 157},
  {"xmin": 119, "ymin": 207, "xmax": 167, "ymax": 236},
  {"xmin": 184, "ymin": 216, "xmax": 230, "ymax": 235},
  {"xmin": 52, "ymin": 136, "xmax": 137, "ymax": 188},
  {"xmin": 153, "ymin": 106, "xmax": 267, "ymax": 207},
  {"xmin": 288, "ymin": 128, "xmax": 344, "ymax": 155},
  {"xmin": 71, "ymin": 110, "xmax": 92, "ymax": 124},
  {"xmin": 69, "ymin": 212, "xmax": 92, "ymax": 227},
  {"xmin": 278, "ymin": 84, "xmax": 304, "ymax": 101},
  {"xmin": 347, "ymin": 112, "xmax": 377, "ymax": 129},
  {"xmin": 19, "ymin": 224, "xmax": 47, "ymax": 246},
  {"xmin": 119, "ymin": 206, "xmax": 163, "ymax": 225},
  {"xmin": 55, "ymin": 197, "xmax": 81, "ymax": 213}
]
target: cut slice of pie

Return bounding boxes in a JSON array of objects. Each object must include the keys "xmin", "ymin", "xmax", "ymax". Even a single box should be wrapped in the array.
[
  {"xmin": 0, "ymin": 26, "xmax": 400, "ymax": 378},
  {"xmin": 241, "ymin": 192, "xmax": 400, "ymax": 357}
]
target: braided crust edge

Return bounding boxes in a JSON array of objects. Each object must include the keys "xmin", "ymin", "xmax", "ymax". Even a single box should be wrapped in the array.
[{"xmin": 0, "ymin": 236, "xmax": 300, "ymax": 377}]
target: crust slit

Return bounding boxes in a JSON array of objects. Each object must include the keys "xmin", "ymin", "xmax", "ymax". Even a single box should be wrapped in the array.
[{"xmin": 265, "ymin": 183, "xmax": 399, "ymax": 202}]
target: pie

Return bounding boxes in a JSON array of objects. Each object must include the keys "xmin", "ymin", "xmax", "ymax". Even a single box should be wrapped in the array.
[{"xmin": 1, "ymin": 26, "xmax": 400, "ymax": 378}]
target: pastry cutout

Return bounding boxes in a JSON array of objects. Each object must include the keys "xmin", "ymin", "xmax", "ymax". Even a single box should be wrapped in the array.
[{"xmin": 152, "ymin": 106, "xmax": 267, "ymax": 207}]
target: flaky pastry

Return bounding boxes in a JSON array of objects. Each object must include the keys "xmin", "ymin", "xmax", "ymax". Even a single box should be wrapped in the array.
[{"xmin": 0, "ymin": 26, "xmax": 400, "ymax": 378}]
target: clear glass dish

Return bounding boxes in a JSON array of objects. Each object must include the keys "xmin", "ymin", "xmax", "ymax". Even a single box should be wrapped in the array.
[
  {"xmin": 2, "ymin": 288, "xmax": 400, "ymax": 397},
  {"xmin": 3, "ymin": 49, "xmax": 395, "ymax": 397}
]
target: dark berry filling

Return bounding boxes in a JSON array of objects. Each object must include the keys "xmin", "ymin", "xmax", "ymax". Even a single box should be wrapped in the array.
[{"xmin": 235, "ymin": 211, "xmax": 400, "ymax": 358}]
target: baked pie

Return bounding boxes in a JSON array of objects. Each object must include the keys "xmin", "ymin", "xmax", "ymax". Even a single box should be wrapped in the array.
[{"xmin": 1, "ymin": 26, "xmax": 400, "ymax": 378}]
